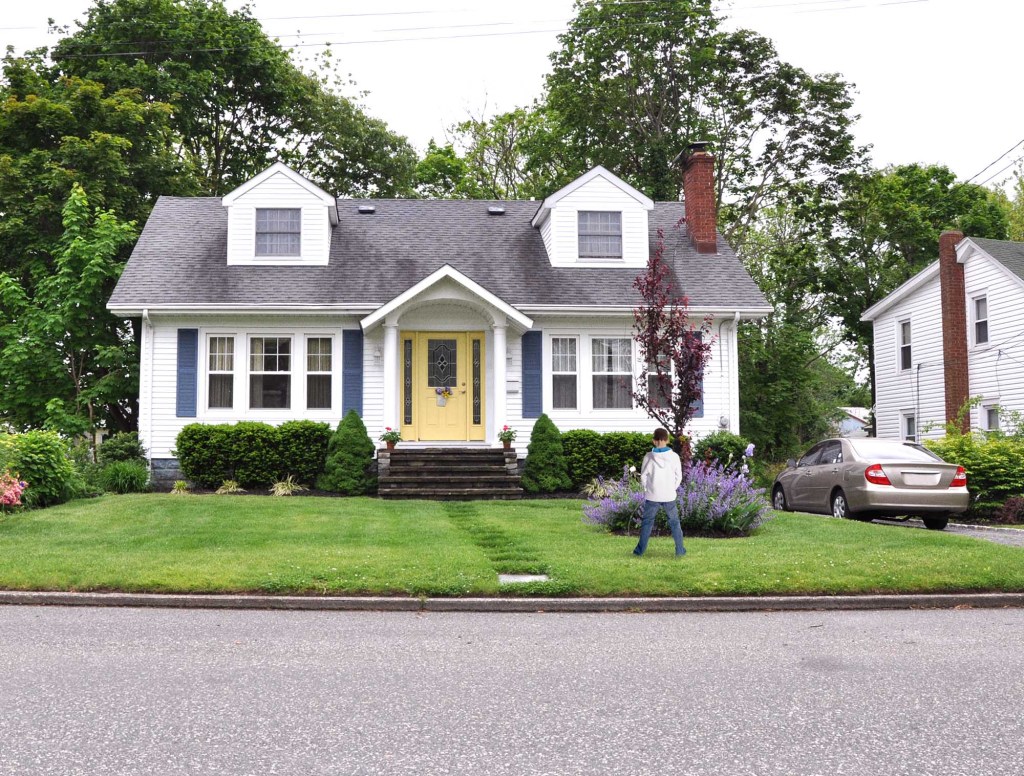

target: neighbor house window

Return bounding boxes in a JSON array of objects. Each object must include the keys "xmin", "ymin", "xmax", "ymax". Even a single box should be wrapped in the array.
[
  {"xmin": 592, "ymin": 337, "xmax": 633, "ymax": 409},
  {"xmin": 551, "ymin": 337, "xmax": 578, "ymax": 410},
  {"xmin": 255, "ymin": 208, "xmax": 301, "ymax": 256},
  {"xmin": 578, "ymin": 211, "xmax": 622, "ymax": 259},
  {"xmin": 899, "ymin": 320, "xmax": 912, "ymax": 371},
  {"xmin": 306, "ymin": 337, "xmax": 332, "ymax": 410},
  {"xmin": 250, "ymin": 336, "xmax": 291, "ymax": 409},
  {"xmin": 902, "ymin": 413, "xmax": 917, "ymax": 443},
  {"xmin": 208, "ymin": 336, "xmax": 234, "ymax": 409},
  {"xmin": 973, "ymin": 296, "xmax": 989, "ymax": 345},
  {"xmin": 983, "ymin": 405, "xmax": 999, "ymax": 433}
]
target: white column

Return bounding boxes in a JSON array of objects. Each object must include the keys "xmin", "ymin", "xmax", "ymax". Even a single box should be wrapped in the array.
[
  {"xmin": 491, "ymin": 320, "xmax": 507, "ymax": 444},
  {"xmin": 382, "ymin": 322, "xmax": 400, "ymax": 430}
]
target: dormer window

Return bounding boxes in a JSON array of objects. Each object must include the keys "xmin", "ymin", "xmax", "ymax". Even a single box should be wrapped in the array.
[
  {"xmin": 256, "ymin": 208, "xmax": 301, "ymax": 257},
  {"xmin": 578, "ymin": 211, "xmax": 622, "ymax": 259}
]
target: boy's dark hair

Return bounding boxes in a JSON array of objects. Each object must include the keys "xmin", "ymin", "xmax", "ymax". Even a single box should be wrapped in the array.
[{"xmin": 653, "ymin": 427, "xmax": 669, "ymax": 442}]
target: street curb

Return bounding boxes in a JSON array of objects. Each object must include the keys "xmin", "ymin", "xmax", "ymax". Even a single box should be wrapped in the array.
[{"xmin": 1, "ymin": 590, "xmax": 1022, "ymax": 613}]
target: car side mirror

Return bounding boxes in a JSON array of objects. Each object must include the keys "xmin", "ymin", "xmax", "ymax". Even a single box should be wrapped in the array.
[{"xmin": 787, "ymin": 458, "xmax": 797, "ymax": 469}]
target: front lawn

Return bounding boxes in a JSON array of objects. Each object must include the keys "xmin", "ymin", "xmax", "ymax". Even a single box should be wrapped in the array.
[{"xmin": 0, "ymin": 495, "xmax": 1021, "ymax": 596}]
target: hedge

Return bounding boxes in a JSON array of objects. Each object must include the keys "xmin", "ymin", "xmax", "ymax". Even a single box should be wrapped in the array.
[
  {"xmin": 175, "ymin": 421, "xmax": 331, "ymax": 489},
  {"xmin": 562, "ymin": 430, "xmax": 652, "ymax": 490},
  {"xmin": 926, "ymin": 431, "xmax": 1024, "ymax": 518}
]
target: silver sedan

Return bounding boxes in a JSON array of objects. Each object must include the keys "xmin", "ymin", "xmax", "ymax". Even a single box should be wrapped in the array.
[{"xmin": 771, "ymin": 438, "xmax": 969, "ymax": 530}]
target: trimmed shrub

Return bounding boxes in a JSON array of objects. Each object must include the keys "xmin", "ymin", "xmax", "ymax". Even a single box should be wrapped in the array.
[
  {"xmin": 522, "ymin": 414, "xmax": 572, "ymax": 493},
  {"xmin": 278, "ymin": 420, "xmax": 331, "ymax": 485},
  {"xmin": 98, "ymin": 432, "xmax": 147, "ymax": 466},
  {"xmin": 562, "ymin": 430, "xmax": 651, "ymax": 489},
  {"xmin": 175, "ymin": 424, "xmax": 234, "ymax": 489},
  {"xmin": 1, "ymin": 430, "xmax": 82, "ymax": 508},
  {"xmin": 693, "ymin": 430, "xmax": 752, "ymax": 470},
  {"xmin": 317, "ymin": 410, "xmax": 376, "ymax": 495},
  {"xmin": 230, "ymin": 421, "xmax": 283, "ymax": 488},
  {"xmin": 926, "ymin": 432, "xmax": 1024, "ymax": 518},
  {"xmin": 101, "ymin": 460, "xmax": 151, "ymax": 493},
  {"xmin": 994, "ymin": 496, "xmax": 1024, "ymax": 524}
]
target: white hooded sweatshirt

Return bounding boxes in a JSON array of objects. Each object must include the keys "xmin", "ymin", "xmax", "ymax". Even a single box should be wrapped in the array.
[{"xmin": 641, "ymin": 447, "xmax": 683, "ymax": 503}]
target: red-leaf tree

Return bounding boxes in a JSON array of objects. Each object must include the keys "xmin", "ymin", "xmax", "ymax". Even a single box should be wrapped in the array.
[{"xmin": 633, "ymin": 228, "xmax": 715, "ymax": 464}]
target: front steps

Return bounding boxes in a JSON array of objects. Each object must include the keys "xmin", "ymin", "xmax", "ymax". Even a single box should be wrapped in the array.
[{"xmin": 378, "ymin": 447, "xmax": 523, "ymax": 500}]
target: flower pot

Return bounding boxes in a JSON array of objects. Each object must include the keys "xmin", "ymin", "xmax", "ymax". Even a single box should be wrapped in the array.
[
  {"xmin": 386, "ymin": 441, "xmax": 396, "ymax": 450},
  {"xmin": 502, "ymin": 440, "xmax": 512, "ymax": 450}
]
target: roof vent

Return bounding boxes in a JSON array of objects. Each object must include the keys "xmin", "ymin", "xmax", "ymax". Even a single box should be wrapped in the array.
[
  {"xmin": 487, "ymin": 205, "xmax": 506, "ymax": 215},
  {"xmin": 357, "ymin": 204, "xmax": 376, "ymax": 214}
]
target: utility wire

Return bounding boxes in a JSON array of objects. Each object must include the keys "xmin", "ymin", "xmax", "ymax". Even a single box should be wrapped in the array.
[{"xmin": 966, "ymin": 135, "xmax": 1024, "ymax": 183}]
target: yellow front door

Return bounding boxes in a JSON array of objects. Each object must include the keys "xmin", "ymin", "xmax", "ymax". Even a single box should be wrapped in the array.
[{"xmin": 401, "ymin": 332, "xmax": 486, "ymax": 442}]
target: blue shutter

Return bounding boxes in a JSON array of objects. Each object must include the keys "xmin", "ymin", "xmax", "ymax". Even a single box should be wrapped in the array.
[
  {"xmin": 176, "ymin": 328, "xmax": 198, "ymax": 418},
  {"xmin": 342, "ymin": 330, "xmax": 364, "ymax": 417},
  {"xmin": 691, "ymin": 373, "xmax": 705, "ymax": 418},
  {"xmin": 522, "ymin": 331, "xmax": 543, "ymax": 418}
]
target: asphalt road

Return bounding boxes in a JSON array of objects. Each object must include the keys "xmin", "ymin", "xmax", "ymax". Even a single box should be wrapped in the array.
[{"xmin": 1, "ymin": 606, "xmax": 1021, "ymax": 776}]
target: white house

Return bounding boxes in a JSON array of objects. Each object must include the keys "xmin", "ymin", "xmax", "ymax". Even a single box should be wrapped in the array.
[
  {"xmin": 107, "ymin": 144, "xmax": 770, "ymax": 485},
  {"xmin": 862, "ymin": 231, "xmax": 1024, "ymax": 441}
]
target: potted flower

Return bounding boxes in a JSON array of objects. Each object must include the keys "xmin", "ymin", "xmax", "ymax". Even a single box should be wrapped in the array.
[
  {"xmin": 497, "ymin": 424, "xmax": 517, "ymax": 450},
  {"xmin": 379, "ymin": 427, "xmax": 402, "ymax": 450}
]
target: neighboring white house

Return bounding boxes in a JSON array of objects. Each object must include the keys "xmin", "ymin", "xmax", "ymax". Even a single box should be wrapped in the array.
[
  {"xmin": 835, "ymin": 407, "xmax": 870, "ymax": 438},
  {"xmin": 862, "ymin": 231, "xmax": 1024, "ymax": 441},
  {"xmin": 107, "ymin": 145, "xmax": 770, "ymax": 484}
]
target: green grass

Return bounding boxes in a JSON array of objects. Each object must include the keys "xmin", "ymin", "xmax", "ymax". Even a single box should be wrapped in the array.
[{"xmin": 0, "ymin": 494, "xmax": 1021, "ymax": 597}]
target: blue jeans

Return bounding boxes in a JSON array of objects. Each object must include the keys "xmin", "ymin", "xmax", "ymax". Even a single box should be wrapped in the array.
[{"xmin": 633, "ymin": 499, "xmax": 685, "ymax": 556}]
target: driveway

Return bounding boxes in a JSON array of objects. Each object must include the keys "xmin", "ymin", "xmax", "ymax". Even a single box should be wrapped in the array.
[{"xmin": 872, "ymin": 518, "xmax": 1024, "ymax": 547}]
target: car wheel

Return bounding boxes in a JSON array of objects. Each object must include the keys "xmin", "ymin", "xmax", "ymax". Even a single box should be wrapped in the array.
[
  {"xmin": 772, "ymin": 486, "xmax": 788, "ymax": 512},
  {"xmin": 923, "ymin": 515, "xmax": 949, "ymax": 531},
  {"xmin": 831, "ymin": 489, "xmax": 851, "ymax": 520}
]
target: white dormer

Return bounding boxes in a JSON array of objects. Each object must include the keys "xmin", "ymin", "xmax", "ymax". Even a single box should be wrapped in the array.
[
  {"xmin": 222, "ymin": 162, "xmax": 338, "ymax": 266},
  {"xmin": 531, "ymin": 166, "xmax": 654, "ymax": 268}
]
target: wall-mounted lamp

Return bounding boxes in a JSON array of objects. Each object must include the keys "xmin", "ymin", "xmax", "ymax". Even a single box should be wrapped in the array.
[
  {"xmin": 718, "ymin": 415, "xmax": 729, "ymax": 429},
  {"xmin": 373, "ymin": 345, "xmax": 383, "ymax": 364}
]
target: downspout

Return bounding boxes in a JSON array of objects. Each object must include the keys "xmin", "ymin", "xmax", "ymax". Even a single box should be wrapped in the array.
[
  {"xmin": 142, "ymin": 309, "xmax": 154, "ymax": 468},
  {"xmin": 715, "ymin": 312, "xmax": 741, "ymax": 432}
]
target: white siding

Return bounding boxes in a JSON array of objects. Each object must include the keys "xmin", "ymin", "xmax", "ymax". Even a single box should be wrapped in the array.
[
  {"xmin": 142, "ymin": 314, "xmax": 361, "ymax": 459},
  {"xmin": 965, "ymin": 253, "xmax": 1024, "ymax": 429},
  {"xmin": 226, "ymin": 171, "xmax": 332, "ymax": 265},
  {"xmin": 545, "ymin": 176, "xmax": 649, "ymax": 267},
  {"xmin": 871, "ymin": 274, "xmax": 946, "ymax": 440},
  {"xmin": 509, "ymin": 315, "xmax": 739, "ymax": 452}
]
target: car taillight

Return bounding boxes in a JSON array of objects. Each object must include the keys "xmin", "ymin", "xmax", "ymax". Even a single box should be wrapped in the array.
[
  {"xmin": 951, "ymin": 466, "xmax": 968, "ymax": 488},
  {"xmin": 864, "ymin": 464, "xmax": 892, "ymax": 486}
]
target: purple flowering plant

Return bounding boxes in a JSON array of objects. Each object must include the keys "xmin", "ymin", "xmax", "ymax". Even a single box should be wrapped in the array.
[{"xmin": 582, "ymin": 443, "xmax": 771, "ymax": 536}]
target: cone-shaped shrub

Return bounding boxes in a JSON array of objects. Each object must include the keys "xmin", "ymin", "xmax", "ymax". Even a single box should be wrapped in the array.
[
  {"xmin": 522, "ymin": 413, "xmax": 572, "ymax": 493},
  {"xmin": 317, "ymin": 410, "xmax": 376, "ymax": 495}
]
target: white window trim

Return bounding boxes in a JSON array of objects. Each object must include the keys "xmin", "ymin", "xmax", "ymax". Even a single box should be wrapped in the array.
[
  {"xmin": 206, "ymin": 334, "xmax": 236, "ymax": 411},
  {"xmin": 897, "ymin": 318, "xmax": 912, "ymax": 373},
  {"xmin": 590, "ymin": 335, "xmax": 635, "ymax": 412},
  {"xmin": 970, "ymin": 293, "xmax": 989, "ymax": 347},
  {"xmin": 304, "ymin": 335, "xmax": 335, "ymax": 411},
  {"xmin": 577, "ymin": 210, "xmax": 624, "ymax": 261},
  {"xmin": 255, "ymin": 208, "xmax": 302, "ymax": 258},
  {"xmin": 549, "ymin": 335, "xmax": 580, "ymax": 412},
  {"xmin": 196, "ymin": 327, "xmax": 339, "ymax": 420},
  {"xmin": 901, "ymin": 410, "xmax": 917, "ymax": 442},
  {"xmin": 981, "ymin": 403, "xmax": 1000, "ymax": 433}
]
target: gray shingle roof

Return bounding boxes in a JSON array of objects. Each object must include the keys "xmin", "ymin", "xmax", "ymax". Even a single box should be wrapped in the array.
[
  {"xmin": 972, "ymin": 237, "xmax": 1024, "ymax": 283},
  {"xmin": 109, "ymin": 197, "xmax": 769, "ymax": 312}
]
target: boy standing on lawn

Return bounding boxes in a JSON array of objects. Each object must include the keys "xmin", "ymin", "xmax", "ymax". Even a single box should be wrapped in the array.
[{"xmin": 633, "ymin": 427, "xmax": 685, "ymax": 557}]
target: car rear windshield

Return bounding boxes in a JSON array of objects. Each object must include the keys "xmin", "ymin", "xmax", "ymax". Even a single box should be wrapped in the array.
[{"xmin": 847, "ymin": 439, "xmax": 943, "ymax": 462}]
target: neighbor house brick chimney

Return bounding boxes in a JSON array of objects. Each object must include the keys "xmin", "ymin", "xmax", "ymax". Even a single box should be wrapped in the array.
[
  {"xmin": 680, "ymin": 141, "xmax": 718, "ymax": 254},
  {"xmin": 939, "ymin": 229, "xmax": 969, "ymax": 431}
]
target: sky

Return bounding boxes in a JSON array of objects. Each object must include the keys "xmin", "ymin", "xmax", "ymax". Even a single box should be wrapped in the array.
[{"xmin": 1, "ymin": 0, "xmax": 1022, "ymax": 188}]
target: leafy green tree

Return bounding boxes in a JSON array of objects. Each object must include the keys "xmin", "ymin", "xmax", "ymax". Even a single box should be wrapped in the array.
[
  {"xmin": 414, "ymin": 140, "xmax": 483, "ymax": 199},
  {"xmin": 544, "ymin": 0, "xmax": 861, "ymax": 248},
  {"xmin": 52, "ymin": 0, "xmax": 416, "ymax": 195},
  {"xmin": 0, "ymin": 185, "xmax": 137, "ymax": 436},
  {"xmin": 815, "ymin": 164, "xmax": 1008, "ymax": 401}
]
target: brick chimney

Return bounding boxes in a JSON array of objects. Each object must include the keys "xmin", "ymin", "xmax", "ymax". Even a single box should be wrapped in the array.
[
  {"xmin": 939, "ymin": 229, "xmax": 969, "ymax": 430},
  {"xmin": 680, "ymin": 141, "xmax": 718, "ymax": 254}
]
